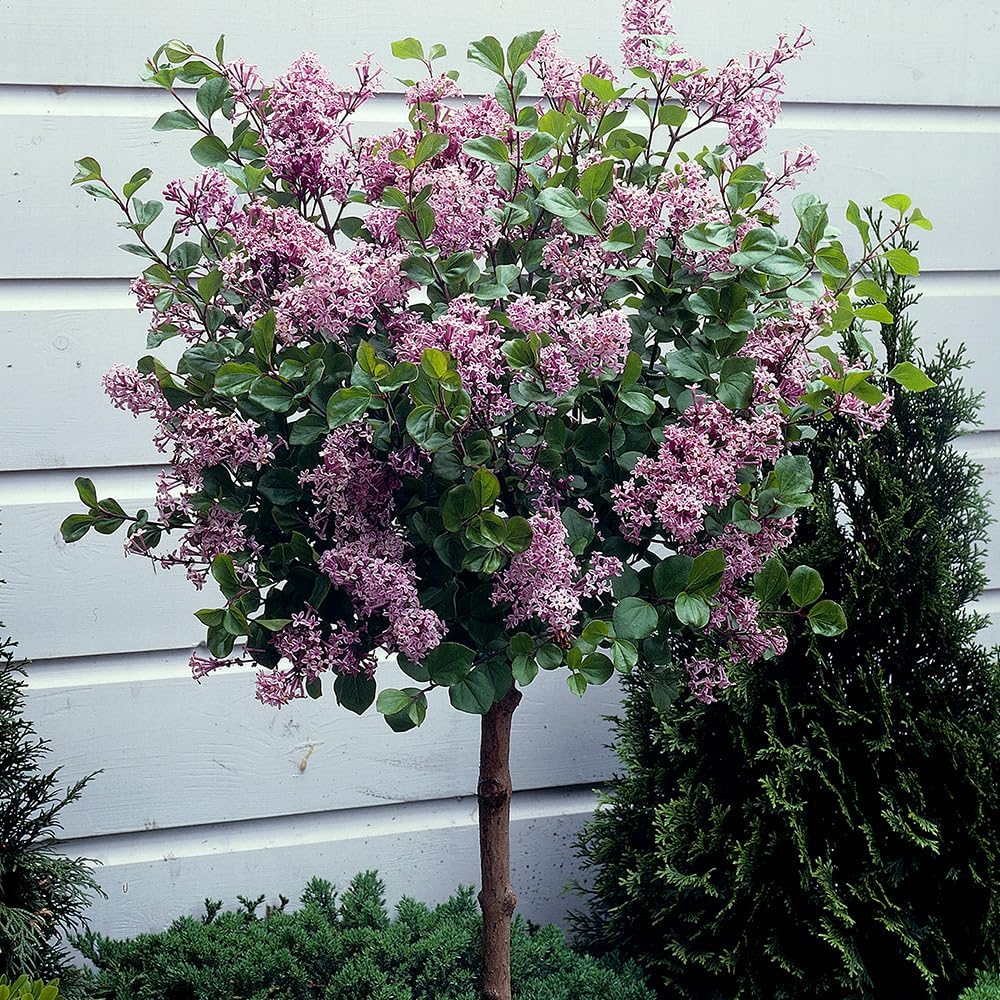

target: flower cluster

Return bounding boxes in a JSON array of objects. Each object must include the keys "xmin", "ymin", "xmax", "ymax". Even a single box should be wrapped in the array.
[{"xmin": 493, "ymin": 509, "xmax": 621, "ymax": 634}]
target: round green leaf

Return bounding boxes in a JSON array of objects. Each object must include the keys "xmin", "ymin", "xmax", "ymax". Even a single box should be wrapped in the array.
[
  {"xmin": 808, "ymin": 599, "xmax": 848, "ymax": 637},
  {"xmin": 788, "ymin": 565, "xmax": 824, "ymax": 607},
  {"xmin": 613, "ymin": 597, "xmax": 658, "ymax": 640}
]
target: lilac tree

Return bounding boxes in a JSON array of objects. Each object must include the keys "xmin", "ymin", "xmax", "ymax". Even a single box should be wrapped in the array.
[{"xmin": 63, "ymin": 2, "xmax": 932, "ymax": 996}]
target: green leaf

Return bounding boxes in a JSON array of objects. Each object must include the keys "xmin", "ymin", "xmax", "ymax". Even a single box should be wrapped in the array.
[
  {"xmin": 376, "ymin": 688, "xmax": 413, "ymax": 715},
  {"xmin": 334, "ymin": 674, "xmax": 376, "ymax": 714},
  {"xmin": 506, "ymin": 29, "xmax": 544, "ymax": 72},
  {"xmin": 884, "ymin": 247, "xmax": 919, "ymax": 276},
  {"xmin": 581, "ymin": 73, "xmax": 618, "ymax": 103},
  {"xmin": 123, "ymin": 168, "xmax": 153, "ymax": 199},
  {"xmin": 71, "ymin": 156, "xmax": 102, "ymax": 185},
  {"xmin": 249, "ymin": 377, "xmax": 295, "ymax": 412},
  {"xmin": 653, "ymin": 555, "xmax": 693, "ymax": 600},
  {"xmin": 686, "ymin": 548, "xmax": 725, "ymax": 597},
  {"xmin": 196, "ymin": 76, "xmax": 229, "ymax": 119},
  {"xmin": 675, "ymin": 592, "xmax": 710, "ymax": 628},
  {"xmin": 772, "ymin": 454, "xmax": 813, "ymax": 507},
  {"xmin": 808, "ymin": 599, "xmax": 848, "ymax": 637},
  {"xmin": 882, "ymin": 192, "xmax": 912, "ymax": 214},
  {"xmin": 442, "ymin": 484, "xmax": 479, "ymax": 531},
  {"xmin": 853, "ymin": 278, "xmax": 887, "ymax": 303},
  {"xmin": 258, "ymin": 467, "xmax": 301, "ymax": 506},
  {"xmin": 406, "ymin": 404, "xmax": 439, "ymax": 446},
  {"xmin": 190, "ymin": 135, "xmax": 229, "ymax": 166},
  {"xmin": 504, "ymin": 516, "xmax": 533, "ymax": 553},
  {"xmin": 512, "ymin": 655, "xmax": 538, "ymax": 686},
  {"xmin": 887, "ymin": 361, "xmax": 936, "ymax": 392},
  {"xmin": 197, "ymin": 268, "xmax": 223, "ymax": 302},
  {"xmin": 289, "ymin": 413, "xmax": 327, "ymax": 446},
  {"xmin": 611, "ymin": 638, "xmax": 639, "ymax": 674},
  {"xmin": 613, "ymin": 597, "xmax": 658, "ymax": 640},
  {"xmin": 536, "ymin": 186, "xmax": 583, "ymax": 218},
  {"xmin": 449, "ymin": 668, "xmax": 496, "ymax": 714},
  {"xmin": 788, "ymin": 565, "xmax": 824, "ymax": 607},
  {"xmin": 215, "ymin": 362, "xmax": 261, "ymax": 396},
  {"xmin": 252, "ymin": 311, "xmax": 276, "ymax": 363},
  {"xmin": 60, "ymin": 513, "xmax": 94, "ymax": 543},
  {"xmin": 74, "ymin": 476, "xmax": 98, "ymax": 508},
  {"xmin": 754, "ymin": 558, "xmax": 788, "ymax": 604},
  {"xmin": 210, "ymin": 554, "xmax": 241, "ymax": 595},
  {"xmin": 463, "ymin": 135, "xmax": 510, "ymax": 166},
  {"xmin": 855, "ymin": 304, "xmax": 895, "ymax": 325},
  {"xmin": 327, "ymin": 387, "xmax": 372, "ymax": 428},
  {"xmin": 414, "ymin": 132, "xmax": 449, "ymax": 167},
  {"xmin": 580, "ymin": 652, "xmax": 614, "ymax": 685},
  {"xmin": 421, "ymin": 641, "xmax": 476, "ymax": 686},
  {"xmin": 580, "ymin": 159, "xmax": 615, "ymax": 203},
  {"xmin": 471, "ymin": 467, "xmax": 500, "ymax": 508},
  {"xmin": 845, "ymin": 200, "xmax": 870, "ymax": 247},
  {"xmin": 537, "ymin": 644, "xmax": 563, "ymax": 670},
  {"xmin": 567, "ymin": 673, "xmax": 588, "ymax": 697},
  {"xmin": 391, "ymin": 37, "xmax": 425, "ymax": 61},
  {"xmin": 468, "ymin": 36, "xmax": 506, "ymax": 76},
  {"xmin": 521, "ymin": 132, "xmax": 555, "ymax": 163},
  {"xmin": 657, "ymin": 103, "xmax": 689, "ymax": 127},
  {"xmin": 909, "ymin": 207, "xmax": 933, "ymax": 231}
]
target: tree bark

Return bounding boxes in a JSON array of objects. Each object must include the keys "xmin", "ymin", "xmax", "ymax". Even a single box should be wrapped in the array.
[{"xmin": 478, "ymin": 684, "xmax": 522, "ymax": 1000}]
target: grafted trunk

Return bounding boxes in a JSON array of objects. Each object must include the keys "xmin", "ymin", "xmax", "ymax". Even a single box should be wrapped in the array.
[{"xmin": 477, "ymin": 685, "xmax": 522, "ymax": 1000}]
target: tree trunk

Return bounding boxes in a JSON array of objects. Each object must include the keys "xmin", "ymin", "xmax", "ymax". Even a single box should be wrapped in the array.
[{"xmin": 478, "ymin": 684, "xmax": 522, "ymax": 1000}]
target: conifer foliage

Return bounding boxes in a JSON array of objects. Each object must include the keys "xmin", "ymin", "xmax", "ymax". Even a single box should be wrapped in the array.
[
  {"xmin": 0, "ymin": 620, "xmax": 100, "ymax": 988},
  {"xmin": 577, "ymin": 229, "xmax": 1000, "ymax": 999}
]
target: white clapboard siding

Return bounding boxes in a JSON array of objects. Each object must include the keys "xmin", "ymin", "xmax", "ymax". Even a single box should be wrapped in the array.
[
  {"xmin": 1, "ymin": 0, "xmax": 998, "ymax": 941},
  {"xmin": 57, "ymin": 792, "xmax": 598, "ymax": 939},
  {"xmin": 1, "ymin": 0, "xmax": 998, "ymax": 107},
  {"xmin": 3, "ymin": 98, "xmax": 999, "ymax": 278},
  {"xmin": 23, "ymin": 651, "xmax": 618, "ymax": 840}
]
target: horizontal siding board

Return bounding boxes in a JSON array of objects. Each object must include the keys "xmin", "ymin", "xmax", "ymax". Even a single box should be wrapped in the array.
[
  {"xmin": 67, "ymin": 796, "xmax": 597, "ymax": 938},
  {"xmin": 24, "ymin": 654, "xmax": 617, "ymax": 839},
  {"xmin": 2, "ymin": 108, "xmax": 999, "ymax": 278},
  {"xmin": 0, "ymin": 280, "xmax": 995, "ymax": 473},
  {"xmin": 1, "ymin": 0, "xmax": 997, "ymax": 107},
  {"xmin": 0, "ymin": 491, "xmax": 205, "ymax": 659},
  {"xmin": 0, "ymin": 305, "xmax": 166, "ymax": 471}
]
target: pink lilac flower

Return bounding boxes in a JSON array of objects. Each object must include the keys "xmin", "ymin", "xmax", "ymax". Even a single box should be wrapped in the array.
[
  {"xmin": 319, "ymin": 530, "xmax": 446, "ymax": 662},
  {"xmin": 406, "ymin": 74, "xmax": 463, "ymax": 108},
  {"xmin": 223, "ymin": 58, "xmax": 265, "ymax": 117},
  {"xmin": 710, "ymin": 589, "xmax": 788, "ymax": 662},
  {"xmin": 163, "ymin": 168, "xmax": 238, "ymax": 236},
  {"xmin": 685, "ymin": 656, "xmax": 731, "ymax": 704},
  {"xmin": 676, "ymin": 28, "xmax": 811, "ymax": 159},
  {"xmin": 607, "ymin": 181, "xmax": 669, "ymax": 256},
  {"xmin": 506, "ymin": 296, "xmax": 632, "ymax": 386},
  {"xmin": 529, "ymin": 33, "xmax": 618, "ymax": 110},
  {"xmin": 102, "ymin": 365, "xmax": 171, "ymax": 419},
  {"xmin": 190, "ymin": 651, "xmax": 253, "ymax": 680},
  {"xmin": 620, "ymin": 0, "xmax": 692, "ymax": 74},
  {"xmin": 612, "ymin": 393, "xmax": 784, "ymax": 543},
  {"xmin": 270, "ymin": 606, "xmax": 375, "ymax": 699},
  {"xmin": 222, "ymin": 203, "xmax": 333, "ymax": 317},
  {"xmin": 391, "ymin": 296, "xmax": 512, "ymax": 423},
  {"xmin": 363, "ymin": 160, "xmax": 503, "ymax": 258},
  {"xmin": 299, "ymin": 425, "xmax": 399, "ymax": 537},
  {"xmin": 265, "ymin": 51, "xmax": 382, "ymax": 198},
  {"xmin": 439, "ymin": 94, "xmax": 512, "ymax": 150},
  {"xmin": 274, "ymin": 240, "xmax": 411, "ymax": 346},
  {"xmin": 492, "ymin": 508, "xmax": 620, "ymax": 634}
]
